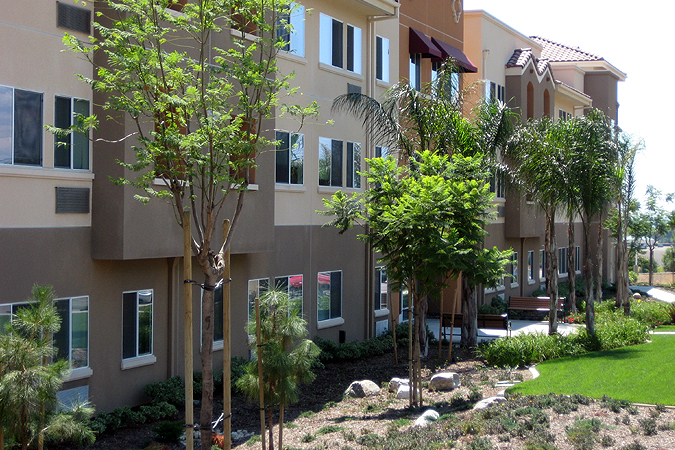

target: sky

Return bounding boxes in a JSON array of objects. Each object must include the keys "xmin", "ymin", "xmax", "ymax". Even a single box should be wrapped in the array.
[{"xmin": 463, "ymin": 0, "xmax": 674, "ymax": 206}]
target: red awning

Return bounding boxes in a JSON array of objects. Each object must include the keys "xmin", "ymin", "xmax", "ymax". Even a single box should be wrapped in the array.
[
  {"xmin": 409, "ymin": 27, "xmax": 442, "ymax": 59},
  {"xmin": 430, "ymin": 37, "xmax": 478, "ymax": 73}
]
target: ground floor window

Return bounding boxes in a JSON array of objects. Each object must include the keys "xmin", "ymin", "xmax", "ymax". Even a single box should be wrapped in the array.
[
  {"xmin": 317, "ymin": 271, "xmax": 342, "ymax": 322},
  {"xmin": 374, "ymin": 267, "xmax": 388, "ymax": 311},
  {"xmin": 275, "ymin": 274, "xmax": 303, "ymax": 316},
  {"xmin": 122, "ymin": 290, "xmax": 153, "ymax": 360},
  {"xmin": 247, "ymin": 278, "xmax": 270, "ymax": 323}
]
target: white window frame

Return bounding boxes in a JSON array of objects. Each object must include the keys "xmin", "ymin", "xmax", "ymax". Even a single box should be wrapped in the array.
[
  {"xmin": 0, "ymin": 85, "xmax": 43, "ymax": 167},
  {"xmin": 317, "ymin": 270, "xmax": 343, "ymax": 328},
  {"xmin": 319, "ymin": 13, "xmax": 361, "ymax": 74},
  {"xmin": 409, "ymin": 54, "xmax": 421, "ymax": 91},
  {"xmin": 121, "ymin": 289, "xmax": 155, "ymax": 370},
  {"xmin": 510, "ymin": 252, "xmax": 519, "ymax": 287},
  {"xmin": 376, "ymin": 35, "xmax": 389, "ymax": 83},
  {"xmin": 54, "ymin": 95, "xmax": 90, "ymax": 170},
  {"xmin": 374, "ymin": 266, "xmax": 389, "ymax": 317},
  {"xmin": 275, "ymin": 130, "xmax": 304, "ymax": 185},
  {"xmin": 278, "ymin": 2, "xmax": 305, "ymax": 57},
  {"xmin": 527, "ymin": 250, "xmax": 535, "ymax": 284}
]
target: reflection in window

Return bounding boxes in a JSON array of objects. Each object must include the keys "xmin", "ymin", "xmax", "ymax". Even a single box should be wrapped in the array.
[
  {"xmin": 123, "ymin": 290, "xmax": 153, "ymax": 360},
  {"xmin": 528, "ymin": 250, "xmax": 535, "ymax": 281},
  {"xmin": 247, "ymin": 278, "xmax": 269, "ymax": 323},
  {"xmin": 318, "ymin": 137, "xmax": 343, "ymax": 187},
  {"xmin": 399, "ymin": 287, "xmax": 410, "ymax": 323},
  {"xmin": 276, "ymin": 131, "xmax": 304, "ymax": 185},
  {"xmin": 317, "ymin": 271, "xmax": 341, "ymax": 322},
  {"xmin": 346, "ymin": 142, "xmax": 361, "ymax": 189},
  {"xmin": 275, "ymin": 275, "xmax": 303, "ymax": 316},
  {"xmin": 0, "ymin": 85, "xmax": 43, "ymax": 166},
  {"xmin": 374, "ymin": 267, "xmax": 388, "ymax": 310}
]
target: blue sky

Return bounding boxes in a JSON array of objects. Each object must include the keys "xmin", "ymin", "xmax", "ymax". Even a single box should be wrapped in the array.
[{"xmin": 463, "ymin": 0, "xmax": 674, "ymax": 206}]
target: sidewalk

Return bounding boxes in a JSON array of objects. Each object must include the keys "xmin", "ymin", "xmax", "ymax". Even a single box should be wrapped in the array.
[
  {"xmin": 426, "ymin": 317, "xmax": 579, "ymax": 344},
  {"xmin": 630, "ymin": 286, "xmax": 675, "ymax": 304}
]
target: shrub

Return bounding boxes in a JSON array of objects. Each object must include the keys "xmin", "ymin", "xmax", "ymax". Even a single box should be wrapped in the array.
[
  {"xmin": 317, "ymin": 425, "xmax": 344, "ymax": 435},
  {"xmin": 153, "ymin": 420, "xmax": 184, "ymax": 443},
  {"xmin": 140, "ymin": 402, "xmax": 179, "ymax": 422},
  {"xmin": 466, "ymin": 436, "xmax": 494, "ymax": 450},
  {"xmin": 478, "ymin": 296, "xmax": 507, "ymax": 315},
  {"xmin": 300, "ymin": 433, "xmax": 315, "ymax": 443},
  {"xmin": 143, "ymin": 376, "xmax": 184, "ymax": 407},
  {"xmin": 630, "ymin": 299, "xmax": 672, "ymax": 327}
]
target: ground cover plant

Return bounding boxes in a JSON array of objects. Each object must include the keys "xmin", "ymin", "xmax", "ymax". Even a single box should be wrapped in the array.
[{"xmin": 507, "ymin": 334, "xmax": 675, "ymax": 405}]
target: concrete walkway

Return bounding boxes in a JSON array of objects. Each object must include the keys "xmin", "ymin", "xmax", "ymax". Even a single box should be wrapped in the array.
[
  {"xmin": 426, "ymin": 317, "xmax": 579, "ymax": 344},
  {"xmin": 630, "ymin": 285, "xmax": 675, "ymax": 304}
]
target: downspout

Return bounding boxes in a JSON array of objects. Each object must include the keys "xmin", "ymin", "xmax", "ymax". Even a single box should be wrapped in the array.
[
  {"xmin": 364, "ymin": 5, "xmax": 399, "ymax": 338},
  {"xmin": 520, "ymin": 238, "xmax": 525, "ymax": 296}
]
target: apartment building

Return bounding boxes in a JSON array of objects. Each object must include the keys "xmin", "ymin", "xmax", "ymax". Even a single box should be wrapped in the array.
[
  {"xmin": 0, "ymin": 0, "xmax": 399, "ymax": 412},
  {"xmin": 463, "ymin": 10, "xmax": 625, "ymax": 307}
]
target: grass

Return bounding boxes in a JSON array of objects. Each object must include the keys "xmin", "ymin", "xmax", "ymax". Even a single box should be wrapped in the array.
[
  {"xmin": 508, "ymin": 335, "xmax": 675, "ymax": 405},
  {"xmin": 655, "ymin": 324, "xmax": 675, "ymax": 331}
]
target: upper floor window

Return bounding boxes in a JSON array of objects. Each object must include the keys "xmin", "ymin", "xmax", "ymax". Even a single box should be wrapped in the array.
[
  {"xmin": 319, "ymin": 13, "xmax": 361, "ymax": 74},
  {"xmin": 275, "ymin": 130, "xmax": 304, "ymax": 185},
  {"xmin": 319, "ymin": 137, "xmax": 361, "ymax": 188},
  {"xmin": 346, "ymin": 142, "xmax": 361, "ymax": 189},
  {"xmin": 489, "ymin": 170, "xmax": 505, "ymax": 199},
  {"xmin": 55, "ymin": 96, "xmax": 90, "ymax": 170},
  {"xmin": 559, "ymin": 109, "xmax": 572, "ymax": 122},
  {"xmin": 0, "ymin": 86, "xmax": 43, "ymax": 166},
  {"xmin": 277, "ymin": 2, "xmax": 305, "ymax": 57},
  {"xmin": 376, "ymin": 36, "xmax": 389, "ymax": 83},
  {"xmin": 409, "ymin": 54, "xmax": 421, "ymax": 91},
  {"xmin": 375, "ymin": 146, "xmax": 389, "ymax": 158}
]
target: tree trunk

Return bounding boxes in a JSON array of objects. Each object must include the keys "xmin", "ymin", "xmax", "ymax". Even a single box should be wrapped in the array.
[
  {"xmin": 278, "ymin": 406, "xmax": 284, "ymax": 450},
  {"xmin": 407, "ymin": 282, "xmax": 413, "ymax": 409},
  {"xmin": 546, "ymin": 211, "xmax": 559, "ymax": 334},
  {"xmin": 200, "ymin": 272, "xmax": 218, "ymax": 450},
  {"xmin": 595, "ymin": 221, "xmax": 604, "ymax": 303},
  {"xmin": 412, "ymin": 288, "xmax": 422, "ymax": 407},
  {"xmin": 584, "ymin": 220, "xmax": 596, "ymax": 335},
  {"xmin": 460, "ymin": 278, "xmax": 477, "ymax": 349},
  {"xmin": 649, "ymin": 246, "xmax": 655, "ymax": 286},
  {"xmin": 568, "ymin": 219, "xmax": 576, "ymax": 314},
  {"xmin": 418, "ymin": 294, "xmax": 428, "ymax": 358},
  {"xmin": 267, "ymin": 408, "xmax": 274, "ymax": 450}
]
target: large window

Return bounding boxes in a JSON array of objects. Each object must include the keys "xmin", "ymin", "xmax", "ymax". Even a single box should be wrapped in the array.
[
  {"xmin": 558, "ymin": 247, "xmax": 568, "ymax": 275},
  {"xmin": 319, "ymin": 138, "xmax": 362, "ymax": 189},
  {"xmin": 275, "ymin": 131, "xmax": 303, "ymax": 185},
  {"xmin": 374, "ymin": 267, "xmax": 388, "ymax": 310},
  {"xmin": 319, "ymin": 13, "xmax": 361, "ymax": 74},
  {"xmin": 55, "ymin": 96, "xmax": 90, "ymax": 170},
  {"xmin": 122, "ymin": 290, "xmax": 153, "ymax": 361},
  {"xmin": 527, "ymin": 250, "xmax": 535, "ymax": 282},
  {"xmin": 345, "ymin": 142, "xmax": 361, "ymax": 189},
  {"xmin": 0, "ymin": 86, "xmax": 43, "ymax": 166},
  {"xmin": 317, "ymin": 271, "xmax": 341, "ymax": 322},
  {"xmin": 486, "ymin": 81, "xmax": 505, "ymax": 102},
  {"xmin": 376, "ymin": 35, "xmax": 389, "ymax": 83},
  {"xmin": 409, "ymin": 54, "xmax": 421, "ymax": 91},
  {"xmin": 277, "ymin": 2, "xmax": 305, "ymax": 57},
  {"xmin": 275, "ymin": 275, "xmax": 303, "ymax": 316},
  {"xmin": 510, "ymin": 252, "xmax": 518, "ymax": 285}
]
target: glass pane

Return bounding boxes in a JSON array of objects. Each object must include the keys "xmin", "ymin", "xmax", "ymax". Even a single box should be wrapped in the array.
[
  {"xmin": 13, "ymin": 89, "xmax": 42, "ymax": 166},
  {"xmin": 122, "ymin": 292, "xmax": 137, "ymax": 359},
  {"xmin": 290, "ymin": 133, "xmax": 303, "ymax": 184},
  {"xmin": 318, "ymin": 138, "xmax": 331, "ymax": 186},
  {"xmin": 329, "ymin": 271, "xmax": 341, "ymax": 319},
  {"xmin": 72, "ymin": 99, "xmax": 89, "ymax": 169},
  {"xmin": 53, "ymin": 299, "xmax": 70, "ymax": 363},
  {"xmin": 54, "ymin": 96, "xmax": 71, "ymax": 168},
  {"xmin": 138, "ymin": 302, "xmax": 152, "ymax": 356},
  {"xmin": 317, "ymin": 272, "xmax": 330, "ymax": 321},
  {"xmin": 71, "ymin": 297, "xmax": 88, "ymax": 368},
  {"xmin": 352, "ymin": 143, "xmax": 361, "ymax": 188},
  {"xmin": 346, "ymin": 142, "xmax": 353, "ymax": 188},
  {"xmin": 331, "ymin": 139, "xmax": 342, "ymax": 187},
  {"xmin": 0, "ymin": 86, "xmax": 13, "ymax": 164},
  {"xmin": 275, "ymin": 130, "xmax": 290, "ymax": 183}
]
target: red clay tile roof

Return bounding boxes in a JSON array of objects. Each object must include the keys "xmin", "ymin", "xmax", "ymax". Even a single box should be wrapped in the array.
[
  {"xmin": 506, "ymin": 48, "xmax": 552, "ymax": 77},
  {"xmin": 530, "ymin": 36, "xmax": 603, "ymax": 62}
]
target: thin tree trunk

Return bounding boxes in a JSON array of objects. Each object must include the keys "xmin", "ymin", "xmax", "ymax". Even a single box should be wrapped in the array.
[
  {"xmin": 461, "ymin": 278, "xmax": 477, "ymax": 349},
  {"xmin": 595, "ymin": 221, "xmax": 604, "ymax": 303},
  {"xmin": 546, "ymin": 211, "xmax": 559, "ymax": 334},
  {"xmin": 448, "ymin": 275, "xmax": 460, "ymax": 361},
  {"xmin": 278, "ymin": 406, "xmax": 284, "ymax": 450},
  {"xmin": 407, "ymin": 282, "xmax": 413, "ymax": 409},
  {"xmin": 584, "ymin": 219, "xmax": 596, "ymax": 335},
  {"xmin": 256, "ymin": 296, "xmax": 266, "ymax": 450},
  {"xmin": 649, "ymin": 246, "xmax": 655, "ymax": 286},
  {"xmin": 568, "ymin": 219, "xmax": 576, "ymax": 314},
  {"xmin": 267, "ymin": 408, "xmax": 274, "ymax": 450},
  {"xmin": 413, "ymin": 288, "xmax": 422, "ymax": 407},
  {"xmin": 390, "ymin": 309, "xmax": 398, "ymax": 365},
  {"xmin": 200, "ymin": 273, "xmax": 218, "ymax": 450}
]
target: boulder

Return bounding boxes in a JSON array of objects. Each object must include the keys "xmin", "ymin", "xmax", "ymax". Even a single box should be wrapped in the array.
[
  {"xmin": 633, "ymin": 292, "xmax": 642, "ymax": 300},
  {"xmin": 395, "ymin": 384, "xmax": 420, "ymax": 400},
  {"xmin": 388, "ymin": 377, "xmax": 408, "ymax": 392},
  {"xmin": 473, "ymin": 396, "xmax": 507, "ymax": 410},
  {"xmin": 414, "ymin": 409, "xmax": 440, "ymax": 427},
  {"xmin": 344, "ymin": 380, "xmax": 381, "ymax": 398},
  {"xmin": 429, "ymin": 372, "xmax": 460, "ymax": 391}
]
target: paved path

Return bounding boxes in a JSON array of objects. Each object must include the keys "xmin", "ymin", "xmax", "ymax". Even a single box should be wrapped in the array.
[
  {"xmin": 426, "ymin": 318, "xmax": 579, "ymax": 344},
  {"xmin": 630, "ymin": 286, "xmax": 675, "ymax": 303}
]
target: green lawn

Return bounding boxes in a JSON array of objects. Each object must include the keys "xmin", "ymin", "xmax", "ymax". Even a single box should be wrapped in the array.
[
  {"xmin": 507, "ymin": 335, "xmax": 675, "ymax": 405},
  {"xmin": 655, "ymin": 324, "xmax": 675, "ymax": 332}
]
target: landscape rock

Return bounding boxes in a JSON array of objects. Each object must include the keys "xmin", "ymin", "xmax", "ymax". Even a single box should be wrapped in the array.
[
  {"xmin": 388, "ymin": 377, "xmax": 408, "ymax": 392},
  {"xmin": 429, "ymin": 372, "xmax": 460, "ymax": 391},
  {"xmin": 633, "ymin": 292, "xmax": 642, "ymax": 300},
  {"xmin": 344, "ymin": 379, "xmax": 381, "ymax": 398},
  {"xmin": 473, "ymin": 396, "xmax": 507, "ymax": 410},
  {"xmin": 395, "ymin": 384, "xmax": 420, "ymax": 399},
  {"xmin": 414, "ymin": 409, "xmax": 440, "ymax": 427}
]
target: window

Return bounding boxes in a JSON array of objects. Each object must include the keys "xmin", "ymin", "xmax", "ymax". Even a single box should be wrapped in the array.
[
  {"xmin": 317, "ymin": 271, "xmax": 341, "ymax": 322},
  {"xmin": 319, "ymin": 137, "xmax": 342, "ymax": 187},
  {"xmin": 539, "ymin": 249, "xmax": 546, "ymax": 279},
  {"xmin": 376, "ymin": 36, "xmax": 389, "ymax": 83},
  {"xmin": 0, "ymin": 297, "xmax": 90, "ymax": 375},
  {"xmin": 510, "ymin": 252, "xmax": 518, "ymax": 285},
  {"xmin": 212, "ymin": 281, "xmax": 225, "ymax": 344},
  {"xmin": 528, "ymin": 250, "xmax": 535, "ymax": 282},
  {"xmin": 486, "ymin": 81, "xmax": 505, "ymax": 102},
  {"xmin": 558, "ymin": 247, "xmax": 568, "ymax": 275},
  {"xmin": 55, "ymin": 96, "xmax": 90, "ymax": 170},
  {"xmin": 346, "ymin": 142, "xmax": 361, "ymax": 189},
  {"xmin": 575, "ymin": 246, "xmax": 581, "ymax": 272},
  {"xmin": 374, "ymin": 267, "xmax": 388, "ymax": 310},
  {"xmin": 319, "ymin": 13, "xmax": 361, "ymax": 74},
  {"xmin": 275, "ymin": 131, "xmax": 303, "ymax": 185},
  {"xmin": 559, "ymin": 109, "xmax": 572, "ymax": 122},
  {"xmin": 122, "ymin": 290, "xmax": 153, "ymax": 361},
  {"xmin": 409, "ymin": 54, "xmax": 421, "ymax": 91},
  {"xmin": 489, "ymin": 170, "xmax": 505, "ymax": 199},
  {"xmin": 399, "ymin": 287, "xmax": 410, "ymax": 323},
  {"xmin": 247, "ymin": 278, "xmax": 269, "ymax": 323},
  {"xmin": 275, "ymin": 275, "xmax": 303, "ymax": 316},
  {"xmin": 277, "ymin": 2, "xmax": 305, "ymax": 57},
  {"xmin": 0, "ymin": 86, "xmax": 43, "ymax": 166},
  {"xmin": 375, "ymin": 146, "xmax": 389, "ymax": 158}
]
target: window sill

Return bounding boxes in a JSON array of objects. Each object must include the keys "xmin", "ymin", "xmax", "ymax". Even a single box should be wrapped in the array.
[
  {"xmin": 575, "ymin": 270, "xmax": 581, "ymax": 275},
  {"xmin": 376, "ymin": 79, "xmax": 391, "ymax": 88},
  {"xmin": 121, "ymin": 354, "xmax": 157, "ymax": 370},
  {"xmin": 230, "ymin": 28, "xmax": 259, "ymax": 42},
  {"xmin": 64, "ymin": 367, "xmax": 93, "ymax": 382},
  {"xmin": 374, "ymin": 308, "xmax": 389, "ymax": 318},
  {"xmin": 528, "ymin": 279, "xmax": 536, "ymax": 285},
  {"xmin": 318, "ymin": 62, "xmax": 364, "ymax": 81},
  {"xmin": 213, "ymin": 340, "xmax": 224, "ymax": 351},
  {"xmin": 318, "ymin": 186, "xmax": 362, "ymax": 195},
  {"xmin": 317, "ymin": 317, "xmax": 345, "ymax": 330},
  {"xmin": 484, "ymin": 288, "xmax": 495, "ymax": 294},
  {"xmin": 276, "ymin": 183, "xmax": 306, "ymax": 192},
  {"xmin": 497, "ymin": 285, "xmax": 505, "ymax": 292},
  {"xmin": 559, "ymin": 273, "xmax": 568, "ymax": 279},
  {"xmin": 510, "ymin": 282, "xmax": 519, "ymax": 289},
  {"xmin": 278, "ymin": 51, "xmax": 307, "ymax": 64},
  {"xmin": 0, "ymin": 165, "xmax": 94, "ymax": 181}
]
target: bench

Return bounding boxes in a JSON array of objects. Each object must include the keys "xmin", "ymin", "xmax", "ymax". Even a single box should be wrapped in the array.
[
  {"xmin": 508, "ymin": 296, "xmax": 565, "ymax": 320},
  {"xmin": 440, "ymin": 313, "xmax": 509, "ymax": 340}
]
